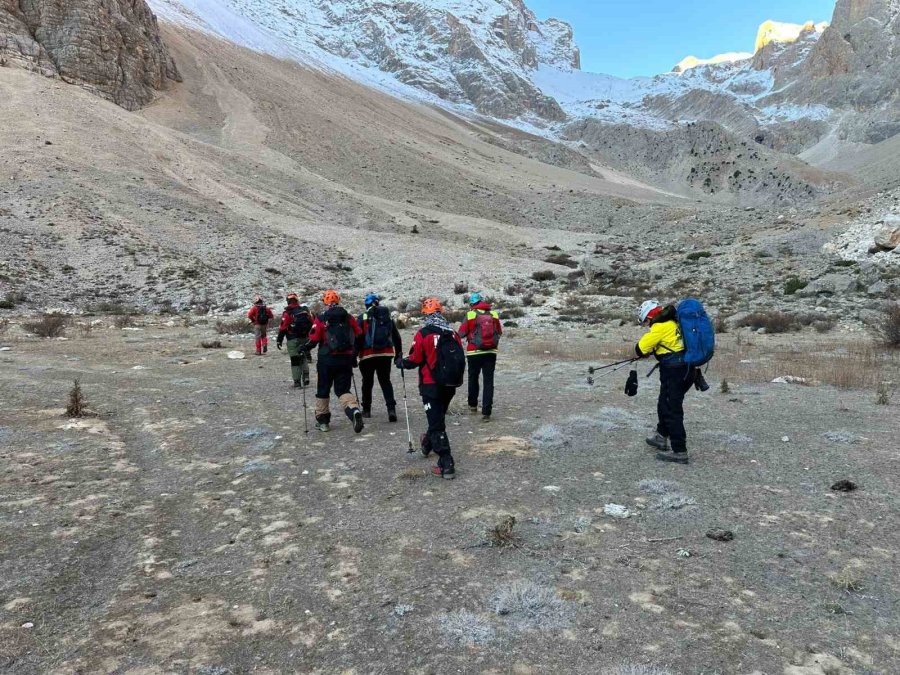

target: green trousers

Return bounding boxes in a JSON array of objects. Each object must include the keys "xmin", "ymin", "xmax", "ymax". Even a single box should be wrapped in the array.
[{"xmin": 286, "ymin": 338, "xmax": 311, "ymax": 384}]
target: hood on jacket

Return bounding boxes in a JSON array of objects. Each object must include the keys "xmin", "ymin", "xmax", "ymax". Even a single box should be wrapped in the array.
[{"xmin": 471, "ymin": 301, "xmax": 492, "ymax": 312}]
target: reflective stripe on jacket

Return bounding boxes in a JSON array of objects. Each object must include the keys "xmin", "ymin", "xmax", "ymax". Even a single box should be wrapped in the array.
[{"xmin": 457, "ymin": 302, "xmax": 502, "ymax": 356}]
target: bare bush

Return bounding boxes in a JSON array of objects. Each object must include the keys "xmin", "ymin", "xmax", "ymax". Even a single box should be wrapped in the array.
[
  {"xmin": 871, "ymin": 303, "xmax": 900, "ymax": 349},
  {"xmin": 113, "ymin": 314, "xmax": 135, "ymax": 329},
  {"xmin": 201, "ymin": 340, "xmax": 223, "ymax": 349},
  {"xmin": 487, "ymin": 516, "xmax": 518, "ymax": 548},
  {"xmin": 737, "ymin": 311, "xmax": 796, "ymax": 334},
  {"xmin": 215, "ymin": 318, "xmax": 252, "ymax": 335},
  {"xmin": 437, "ymin": 610, "xmax": 495, "ymax": 647},
  {"xmin": 531, "ymin": 270, "xmax": 556, "ymax": 282},
  {"xmin": 25, "ymin": 315, "xmax": 67, "ymax": 338},
  {"xmin": 453, "ymin": 282, "xmax": 469, "ymax": 294}
]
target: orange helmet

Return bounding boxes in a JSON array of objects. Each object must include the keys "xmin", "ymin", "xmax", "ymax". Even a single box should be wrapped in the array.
[
  {"xmin": 323, "ymin": 290, "xmax": 341, "ymax": 306},
  {"xmin": 422, "ymin": 297, "xmax": 443, "ymax": 315}
]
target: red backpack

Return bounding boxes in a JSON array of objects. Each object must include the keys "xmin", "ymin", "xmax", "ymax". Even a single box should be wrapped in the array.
[{"xmin": 473, "ymin": 311, "xmax": 498, "ymax": 350}]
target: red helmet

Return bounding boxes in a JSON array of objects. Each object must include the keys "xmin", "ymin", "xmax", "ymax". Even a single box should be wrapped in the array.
[{"xmin": 422, "ymin": 297, "xmax": 443, "ymax": 315}]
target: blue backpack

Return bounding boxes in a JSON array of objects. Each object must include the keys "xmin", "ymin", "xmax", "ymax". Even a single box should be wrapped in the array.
[{"xmin": 676, "ymin": 299, "xmax": 715, "ymax": 367}]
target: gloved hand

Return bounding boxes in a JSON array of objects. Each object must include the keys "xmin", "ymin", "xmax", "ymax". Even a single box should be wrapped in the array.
[
  {"xmin": 276, "ymin": 341, "xmax": 283, "ymax": 351},
  {"xmin": 395, "ymin": 357, "xmax": 405, "ymax": 370},
  {"xmin": 625, "ymin": 370, "xmax": 638, "ymax": 397}
]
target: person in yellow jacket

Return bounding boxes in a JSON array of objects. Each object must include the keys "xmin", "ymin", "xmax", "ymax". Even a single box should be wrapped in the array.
[{"xmin": 634, "ymin": 300, "xmax": 700, "ymax": 464}]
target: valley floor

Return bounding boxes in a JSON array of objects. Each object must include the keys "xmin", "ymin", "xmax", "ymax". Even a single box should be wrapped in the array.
[{"xmin": 1, "ymin": 319, "xmax": 898, "ymax": 674}]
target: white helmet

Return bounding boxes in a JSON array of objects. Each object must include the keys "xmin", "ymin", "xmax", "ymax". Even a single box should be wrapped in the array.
[{"xmin": 638, "ymin": 300, "xmax": 661, "ymax": 324}]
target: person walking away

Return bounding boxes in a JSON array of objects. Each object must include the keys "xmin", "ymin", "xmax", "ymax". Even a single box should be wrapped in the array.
[
  {"xmin": 248, "ymin": 296, "xmax": 274, "ymax": 355},
  {"xmin": 399, "ymin": 298, "xmax": 466, "ymax": 479},
  {"xmin": 457, "ymin": 292, "xmax": 502, "ymax": 421},
  {"xmin": 303, "ymin": 290, "xmax": 365, "ymax": 433},
  {"xmin": 357, "ymin": 293, "xmax": 402, "ymax": 422},
  {"xmin": 635, "ymin": 300, "xmax": 700, "ymax": 465},
  {"xmin": 276, "ymin": 293, "xmax": 313, "ymax": 388}
]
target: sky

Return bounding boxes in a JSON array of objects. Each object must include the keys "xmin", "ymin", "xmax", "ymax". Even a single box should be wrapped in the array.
[{"xmin": 527, "ymin": 0, "xmax": 837, "ymax": 78}]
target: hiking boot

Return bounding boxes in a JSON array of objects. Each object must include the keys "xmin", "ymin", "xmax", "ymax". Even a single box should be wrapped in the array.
[
  {"xmin": 352, "ymin": 409, "xmax": 365, "ymax": 434},
  {"xmin": 420, "ymin": 433, "xmax": 432, "ymax": 458},
  {"xmin": 362, "ymin": 409, "xmax": 372, "ymax": 419},
  {"xmin": 469, "ymin": 406, "xmax": 478, "ymax": 414},
  {"xmin": 293, "ymin": 380, "xmax": 303, "ymax": 389},
  {"xmin": 315, "ymin": 421, "xmax": 330, "ymax": 433},
  {"xmin": 656, "ymin": 451, "xmax": 689, "ymax": 465},
  {"xmin": 263, "ymin": 345, "xmax": 268, "ymax": 354},
  {"xmin": 302, "ymin": 376, "xmax": 310, "ymax": 387},
  {"xmin": 431, "ymin": 465, "xmax": 456, "ymax": 479},
  {"xmin": 388, "ymin": 407, "xmax": 398, "ymax": 423},
  {"xmin": 645, "ymin": 433, "xmax": 670, "ymax": 451},
  {"xmin": 481, "ymin": 414, "xmax": 491, "ymax": 423}
]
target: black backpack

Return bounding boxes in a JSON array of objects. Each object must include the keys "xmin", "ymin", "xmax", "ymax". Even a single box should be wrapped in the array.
[
  {"xmin": 365, "ymin": 306, "xmax": 393, "ymax": 350},
  {"xmin": 255, "ymin": 304, "xmax": 269, "ymax": 325},
  {"xmin": 429, "ymin": 328, "xmax": 466, "ymax": 388},
  {"xmin": 324, "ymin": 306, "xmax": 354, "ymax": 352},
  {"xmin": 287, "ymin": 307, "xmax": 312, "ymax": 339}
]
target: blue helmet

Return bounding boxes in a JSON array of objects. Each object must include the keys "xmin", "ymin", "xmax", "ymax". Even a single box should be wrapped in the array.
[
  {"xmin": 364, "ymin": 293, "xmax": 381, "ymax": 307},
  {"xmin": 469, "ymin": 292, "xmax": 482, "ymax": 306}
]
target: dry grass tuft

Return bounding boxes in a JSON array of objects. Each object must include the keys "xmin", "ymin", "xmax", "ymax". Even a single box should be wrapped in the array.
[
  {"xmin": 488, "ymin": 515, "xmax": 519, "ymax": 548},
  {"xmin": 200, "ymin": 340, "xmax": 223, "ymax": 349},
  {"xmin": 396, "ymin": 468, "xmax": 425, "ymax": 481},
  {"xmin": 832, "ymin": 565, "xmax": 865, "ymax": 593},
  {"xmin": 25, "ymin": 314, "xmax": 67, "ymax": 338},
  {"xmin": 875, "ymin": 382, "xmax": 893, "ymax": 405},
  {"xmin": 113, "ymin": 314, "xmax": 135, "ymax": 329}
]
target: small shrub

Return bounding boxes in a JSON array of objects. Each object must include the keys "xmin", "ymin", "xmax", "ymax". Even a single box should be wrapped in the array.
[
  {"xmin": 442, "ymin": 308, "xmax": 467, "ymax": 323},
  {"xmin": 113, "ymin": 315, "xmax": 135, "ymax": 329},
  {"xmin": 784, "ymin": 276, "xmax": 808, "ymax": 296},
  {"xmin": 522, "ymin": 293, "xmax": 535, "ymax": 307},
  {"xmin": 720, "ymin": 379, "xmax": 730, "ymax": 394},
  {"xmin": 66, "ymin": 380, "xmax": 86, "ymax": 418},
  {"xmin": 505, "ymin": 283, "xmax": 525, "ymax": 296},
  {"xmin": 215, "ymin": 318, "xmax": 252, "ymax": 335},
  {"xmin": 686, "ymin": 251, "xmax": 712, "ymax": 261},
  {"xmin": 396, "ymin": 300, "xmax": 409, "ymax": 313},
  {"xmin": 713, "ymin": 315, "xmax": 729, "ymax": 334},
  {"xmin": 438, "ymin": 610, "xmax": 494, "ymax": 647},
  {"xmin": 77, "ymin": 323, "xmax": 93, "ymax": 338},
  {"xmin": 871, "ymin": 303, "xmax": 900, "ymax": 349},
  {"xmin": 531, "ymin": 270, "xmax": 556, "ymax": 282},
  {"xmin": 737, "ymin": 311, "xmax": 796, "ymax": 334},
  {"xmin": 491, "ymin": 580, "xmax": 573, "ymax": 629},
  {"xmin": 0, "ymin": 292, "xmax": 15, "ymax": 309},
  {"xmin": 875, "ymin": 382, "xmax": 893, "ymax": 405},
  {"xmin": 544, "ymin": 254, "xmax": 579, "ymax": 268},
  {"xmin": 487, "ymin": 516, "xmax": 518, "ymax": 548},
  {"xmin": 453, "ymin": 282, "xmax": 469, "ymax": 294},
  {"xmin": 25, "ymin": 314, "xmax": 67, "ymax": 338},
  {"xmin": 812, "ymin": 320, "xmax": 835, "ymax": 334},
  {"xmin": 200, "ymin": 340, "xmax": 223, "ymax": 349}
]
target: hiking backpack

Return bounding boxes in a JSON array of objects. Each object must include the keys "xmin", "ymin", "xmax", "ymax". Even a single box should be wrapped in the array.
[
  {"xmin": 324, "ymin": 307, "xmax": 355, "ymax": 353},
  {"xmin": 676, "ymin": 298, "xmax": 715, "ymax": 367},
  {"xmin": 287, "ymin": 307, "xmax": 312, "ymax": 339},
  {"xmin": 365, "ymin": 306, "xmax": 393, "ymax": 350},
  {"xmin": 472, "ymin": 310, "xmax": 499, "ymax": 350},
  {"xmin": 430, "ymin": 329, "xmax": 466, "ymax": 388},
  {"xmin": 255, "ymin": 304, "xmax": 269, "ymax": 325}
]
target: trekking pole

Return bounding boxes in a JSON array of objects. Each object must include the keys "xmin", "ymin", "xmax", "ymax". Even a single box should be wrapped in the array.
[
  {"xmin": 588, "ymin": 357, "xmax": 638, "ymax": 374},
  {"xmin": 300, "ymin": 353, "xmax": 309, "ymax": 436},
  {"xmin": 352, "ymin": 368, "xmax": 360, "ymax": 408},
  {"xmin": 587, "ymin": 358, "xmax": 637, "ymax": 386},
  {"xmin": 400, "ymin": 366, "xmax": 414, "ymax": 454}
]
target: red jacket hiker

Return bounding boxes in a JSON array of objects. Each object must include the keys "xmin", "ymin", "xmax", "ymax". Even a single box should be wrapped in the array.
[
  {"xmin": 403, "ymin": 323, "xmax": 464, "ymax": 387},
  {"xmin": 248, "ymin": 303, "xmax": 273, "ymax": 325},
  {"xmin": 306, "ymin": 308, "xmax": 363, "ymax": 359},
  {"xmin": 457, "ymin": 301, "xmax": 502, "ymax": 354}
]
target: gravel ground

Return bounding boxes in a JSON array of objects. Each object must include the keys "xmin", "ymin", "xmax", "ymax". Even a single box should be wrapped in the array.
[{"xmin": 1, "ymin": 319, "xmax": 898, "ymax": 673}]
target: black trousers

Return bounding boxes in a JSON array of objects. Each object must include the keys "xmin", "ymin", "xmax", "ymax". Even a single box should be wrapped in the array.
[
  {"xmin": 359, "ymin": 357, "xmax": 396, "ymax": 411},
  {"xmin": 421, "ymin": 385, "xmax": 456, "ymax": 465},
  {"xmin": 467, "ymin": 353, "xmax": 497, "ymax": 416},
  {"xmin": 657, "ymin": 363, "xmax": 696, "ymax": 454},
  {"xmin": 315, "ymin": 357, "xmax": 355, "ymax": 423}
]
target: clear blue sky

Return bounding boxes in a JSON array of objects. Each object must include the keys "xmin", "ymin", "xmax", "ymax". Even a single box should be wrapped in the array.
[{"xmin": 528, "ymin": 0, "xmax": 837, "ymax": 77}]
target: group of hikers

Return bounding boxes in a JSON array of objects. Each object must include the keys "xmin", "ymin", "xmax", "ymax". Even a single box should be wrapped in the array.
[
  {"xmin": 248, "ymin": 291, "xmax": 503, "ymax": 479},
  {"xmin": 247, "ymin": 290, "xmax": 714, "ymax": 477}
]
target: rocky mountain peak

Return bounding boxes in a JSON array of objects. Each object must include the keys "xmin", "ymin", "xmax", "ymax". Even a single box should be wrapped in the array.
[{"xmin": 0, "ymin": 0, "xmax": 180, "ymax": 110}]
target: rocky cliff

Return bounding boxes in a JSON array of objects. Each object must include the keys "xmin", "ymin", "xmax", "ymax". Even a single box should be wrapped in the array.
[{"xmin": 0, "ymin": 0, "xmax": 179, "ymax": 110}]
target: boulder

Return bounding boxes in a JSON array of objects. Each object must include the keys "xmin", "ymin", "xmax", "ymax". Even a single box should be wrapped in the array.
[
  {"xmin": 803, "ymin": 274, "xmax": 860, "ymax": 295},
  {"xmin": 873, "ymin": 226, "xmax": 900, "ymax": 251}
]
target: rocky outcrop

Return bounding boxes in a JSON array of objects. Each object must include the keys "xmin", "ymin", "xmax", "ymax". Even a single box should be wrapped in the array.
[{"xmin": 0, "ymin": 0, "xmax": 179, "ymax": 110}]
